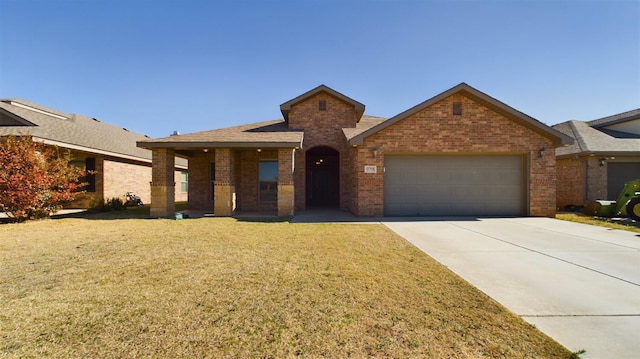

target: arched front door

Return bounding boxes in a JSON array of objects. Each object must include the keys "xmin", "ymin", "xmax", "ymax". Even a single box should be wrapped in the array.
[{"xmin": 306, "ymin": 146, "xmax": 340, "ymax": 207}]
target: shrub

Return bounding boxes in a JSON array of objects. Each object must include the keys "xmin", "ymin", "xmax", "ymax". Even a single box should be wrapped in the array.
[
  {"xmin": 0, "ymin": 135, "xmax": 86, "ymax": 222},
  {"xmin": 90, "ymin": 197, "xmax": 127, "ymax": 212}
]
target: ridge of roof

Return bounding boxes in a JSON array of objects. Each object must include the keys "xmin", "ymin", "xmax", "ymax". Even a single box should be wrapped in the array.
[
  {"xmin": 0, "ymin": 98, "xmax": 71, "ymax": 120},
  {"xmin": 349, "ymin": 83, "xmax": 573, "ymax": 147},
  {"xmin": 587, "ymin": 108, "xmax": 640, "ymax": 128},
  {"xmin": 280, "ymin": 84, "xmax": 365, "ymax": 122},
  {"xmin": 0, "ymin": 100, "xmax": 154, "ymax": 162},
  {"xmin": 551, "ymin": 121, "xmax": 583, "ymax": 156}
]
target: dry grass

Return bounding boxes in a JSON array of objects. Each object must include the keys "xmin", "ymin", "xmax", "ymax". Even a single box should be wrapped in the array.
[
  {"xmin": 1, "ymin": 215, "xmax": 573, "ymax": 358},
  {"xmin": 556, "ymin": 213, "xmax": 640, "ymax": 233}
]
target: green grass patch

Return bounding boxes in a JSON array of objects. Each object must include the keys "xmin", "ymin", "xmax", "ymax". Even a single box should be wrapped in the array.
[{"xmin": 1, "ymin": 217, "xmax": 573, "ymax": 358}]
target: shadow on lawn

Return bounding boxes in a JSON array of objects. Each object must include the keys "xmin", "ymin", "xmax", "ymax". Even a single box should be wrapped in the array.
[{"xmin": 51, "ymin": 202, "xmax": 190, "ymax": 221}]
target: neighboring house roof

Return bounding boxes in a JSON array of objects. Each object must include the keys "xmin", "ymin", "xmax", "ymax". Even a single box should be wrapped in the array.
[
  {"xmin": 280, "ymin": 84, "xmax": 366, "ymax": 122},
  {"xmin": 588, "ymin": 108, "xmax": 640, "ymax": 128},
  {"xmin": 348, "ymin": 83, "xmax": 574, "ymax": 146},
  {"xmin": 553, "ymin": 108, "xmax": 640, "ymax": 157},
  {"xmin": 0, "ymin": 98, "xmax": 187, "ymax": 167}
]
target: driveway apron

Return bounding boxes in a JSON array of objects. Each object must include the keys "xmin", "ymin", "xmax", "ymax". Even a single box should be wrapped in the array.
[{"xmin": 383, "ymin": 217, "xmax": 640, "ymax": 359}]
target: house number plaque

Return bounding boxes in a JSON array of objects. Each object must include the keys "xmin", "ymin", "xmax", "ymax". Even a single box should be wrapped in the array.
[{"xmin": 364, "ymin": 165, "xmax": 377, "ymax": 174}]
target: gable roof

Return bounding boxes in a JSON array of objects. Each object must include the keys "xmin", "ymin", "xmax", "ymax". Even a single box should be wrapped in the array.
[
  {"xmin": 280, "ymin": 84, "xmax": 365, "ymax": 122},
  {"xmin": 0, "ymin": 98, "xmax": 156, "ymax": 163},
  {"xmin": 348, "ymin": 83, "xmax": 574, "ymax": 147},
  {"xmin": 553, "ymin": 109, "xmax": 640, "ymax": 157},
  {"xmin": 588, "ymin": 108, "xmax": 640, "ymax": 128},
  {"xmin": 138, "ymin": 120, "xmax": 304, "ymax": 150}
]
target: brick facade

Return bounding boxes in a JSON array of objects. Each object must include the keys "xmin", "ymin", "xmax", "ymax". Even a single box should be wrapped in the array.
[
  {"xmin": 277, "ymin": 148, "xmax": 296, "ymax": 216},
  {"xmin": 152, "ymin": 85, "xmax": 563, "ymax": 218},
  {"xmin": 188, "ymin": 152, "xmax": 215, "ymax": 210},
  {"xmin": 357, "ymin": 93, "xmax": 556, "ymax": 217},
  {"xmin": 288, "ymin": 93, "xmax": 359, "ymax": 212},
  {"xmin": 556, "ymin": 156, "xmax": 640, "ymax": 209},
  {"xmin": 150, "ymin": 148, "xmax": 176, "ymax": 217},
  {"xmin": 556, "ymin": 158, "xmax": 586, "ymax": 209}
]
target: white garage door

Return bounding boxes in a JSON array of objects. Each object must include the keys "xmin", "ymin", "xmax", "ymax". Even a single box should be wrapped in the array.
[{"xmin": 384, "ymin": 155, "xmax": 524, "ymax": 216}]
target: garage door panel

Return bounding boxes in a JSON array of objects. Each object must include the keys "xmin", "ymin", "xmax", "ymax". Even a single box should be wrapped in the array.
[
  {"xmin": 384, "ymin": 155, "xmax": 524, "ymax": 216},
  {"xmin": 607, "ymin": 163, "xmax": 640, "ymax": 199}
]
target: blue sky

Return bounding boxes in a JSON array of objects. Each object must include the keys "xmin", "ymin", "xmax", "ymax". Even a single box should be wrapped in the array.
[{"xmin": 1, "ymin": 0, "xmax": 638, "ymax": 139}]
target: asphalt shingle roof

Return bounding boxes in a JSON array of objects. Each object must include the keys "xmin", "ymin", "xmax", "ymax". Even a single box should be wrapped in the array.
[
  {"xmin": 139, "ymin": 115, "xmax": 388, "ymax": 150},
  {"xmin": 139, "ymin": 120, "xmax": 304, "ymax": 149},
  {"xmin": 553, "ymin": 109, "xmax": 640, "ymax": 157},
  {"xmin": 588, "ymin": 108, "xmax": 640, "ymax": 128},
  {"xmin": 0, "ymin": 99, "xmax": 154, "ymax": 161}
]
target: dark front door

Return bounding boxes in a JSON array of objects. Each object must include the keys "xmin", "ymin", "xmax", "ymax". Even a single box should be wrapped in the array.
[{"xmin": 306, "ymin": 147, "xmax": 339, "ymax": 207}]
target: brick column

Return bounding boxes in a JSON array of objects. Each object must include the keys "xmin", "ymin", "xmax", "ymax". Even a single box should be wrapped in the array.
[
  {"xmin": 150, "ymin": 148, "xmax": 176, "ymax": 217},
  {"xmin": 278, "ymin": 148, "xmax": 295, "ymax": 216},
  {"xmin": 214, "ymin": 149, "xmax": 236, "ymax": 216}
]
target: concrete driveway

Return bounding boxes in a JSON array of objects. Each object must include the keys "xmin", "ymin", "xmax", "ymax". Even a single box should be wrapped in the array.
[{"xmin": 383, "ymin": 217, "xmax": 640, "ymax": 359}]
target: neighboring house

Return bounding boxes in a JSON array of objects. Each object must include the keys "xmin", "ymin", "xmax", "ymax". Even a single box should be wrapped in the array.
[
  {"xmin": 553, "ymin": 109, "xmax": 640, "ymax": 209},
  {"xmin": 0, "ymin": 98, "xmax": 188, "ymax": 208},
  {"xmin": 138, "ymin": 83, "xmax": 572, "ymax": 218}
]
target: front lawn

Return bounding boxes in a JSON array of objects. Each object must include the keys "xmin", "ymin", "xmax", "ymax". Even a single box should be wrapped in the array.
[{"xmin": 0, "ymin": 216, "xmax": 573, "ymax": 358}]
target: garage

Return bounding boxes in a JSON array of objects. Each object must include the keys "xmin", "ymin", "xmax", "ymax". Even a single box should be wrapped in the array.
[
  {"xmin": 607, "ymin": 162, "xmax": 640, "ymax": 199},
  {"xmin": 384, "ymin": 155, "xmax": 525, "ymax": 216}
]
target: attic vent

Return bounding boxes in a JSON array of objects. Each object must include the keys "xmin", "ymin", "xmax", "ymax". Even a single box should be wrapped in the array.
[
  {"xmin": 319, "ymin": 100, "xmax": 326, "ymax": 111},
  {"xmin": 92, "ymin": 118, "xmax": 100, "ymax": 122},
  {"xmin": 453, "ymin": 102, "xmax": 462, "ymax": 116},
  {"xmin": 171, "ymin": 130, "xmax": 180, "ymax": 136},
  {"xmin": 123, "ymin": 128, "xmax": 129, "ymax": 132}
]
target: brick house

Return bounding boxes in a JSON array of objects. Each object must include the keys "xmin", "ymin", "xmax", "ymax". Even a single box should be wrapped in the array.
[
  {"xmin": 138, "ymin": 83, "xmax": 572, "ymax": 218},
  {"xmin": 553, "ymin": 109, "xmax": 640, "ymax": 209},
  {"xmin": 0, "ymin": 98, "xmax": 188, "ymax": 208}
]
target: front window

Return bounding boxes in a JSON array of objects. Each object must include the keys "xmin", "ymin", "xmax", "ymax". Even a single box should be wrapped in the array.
[
  {"xmin": 259, "ymin": 161, "xmax": 278, "ymax": 202},
  {"xmin": 85, "ymin": 157, "xmax": 96, "ymax": 192},
  {"xmin": 180, "ymin": 171, "xmax": 188, "ymax": 193}
]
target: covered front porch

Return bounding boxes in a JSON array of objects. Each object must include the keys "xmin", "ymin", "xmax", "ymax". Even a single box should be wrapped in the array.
[
  {"xmin": 146, "ymin": 146, "xmax": 299, "ymax": 218},
  {"xmin": 136, "ymin": 119, "xmax": 304, "ymax": 218}
]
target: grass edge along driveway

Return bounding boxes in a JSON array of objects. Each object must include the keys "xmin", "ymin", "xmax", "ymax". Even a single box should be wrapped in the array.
[{"xmin": 0, "ymin": 217, "xmax": 575, "ymax": 358}]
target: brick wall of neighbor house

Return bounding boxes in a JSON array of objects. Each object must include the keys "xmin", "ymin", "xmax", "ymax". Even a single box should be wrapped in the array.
[
  {"xmin": 585, "ymin": 156, "xmax": 607, "ymax": 202},
  {"xmin": 556, "ymin": 157, "xmax": 585, "ymax": 209},
  {"xmin": 103, "ymin": 158, "xmax": 152, "ymax": 203},
  {"xmin": 67, "ymin": 152, "xmax": 103, "ymax": 208},
  {"xmin": 102, "ymin": 158, "xmax": 187, "ymax": 205},
  {"xmin": 357, "ymin": 93, "xmax": 557, "ymax": 217},
  {"xmin": 287, "ymin": 93, "xmax": 359, "ymax": 211}
]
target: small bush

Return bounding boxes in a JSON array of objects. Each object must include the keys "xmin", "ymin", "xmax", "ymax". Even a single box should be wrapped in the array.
[{"xmin": 91, "ymin": 197, "xmax": 126, "ymax": 212}]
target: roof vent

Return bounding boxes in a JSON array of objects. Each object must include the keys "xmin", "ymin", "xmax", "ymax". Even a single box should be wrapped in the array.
[
  {"xmin": 171, "ymin": 130, "xmax": 180, "ymax": 136},
  {"xmin": 453, "ymin": 102, "xmax": 462, "ymax": 116},
  {"xmin": 123, "ymin": 128, "xmax": 129, "ymax": 132},
  {"xmin": 92, "ymin": 117, "xmax": 100, "ymax": 122}
]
